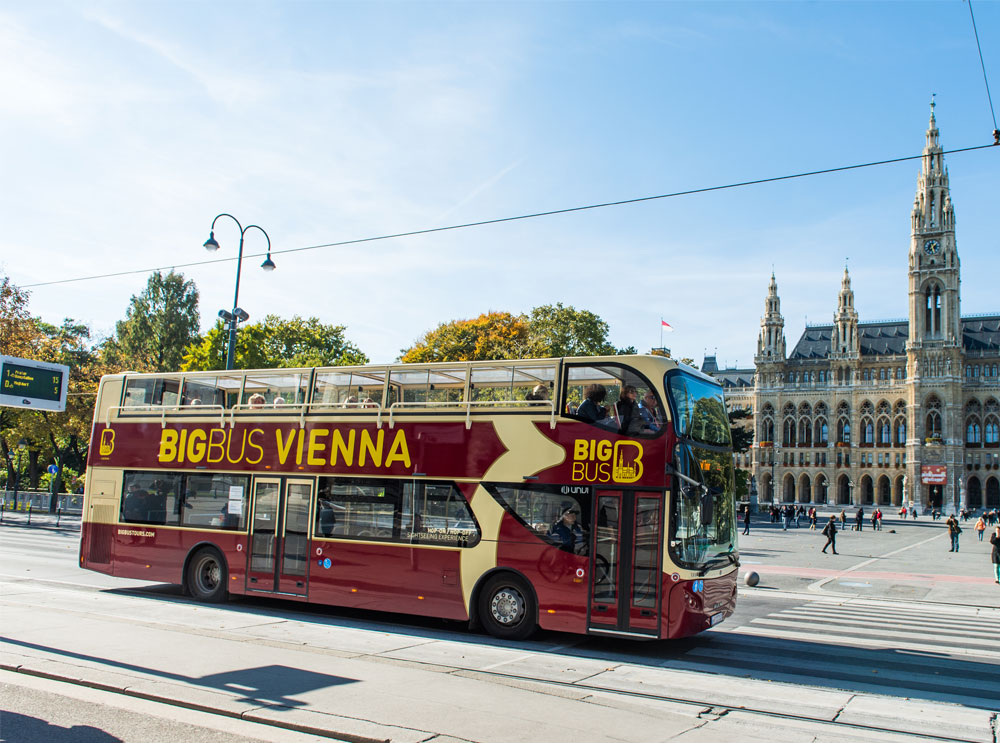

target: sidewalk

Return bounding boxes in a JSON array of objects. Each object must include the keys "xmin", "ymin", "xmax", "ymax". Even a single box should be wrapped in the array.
[{"xmin": 0, "ymin": 509, "xmax": 81, "ymax": 531}]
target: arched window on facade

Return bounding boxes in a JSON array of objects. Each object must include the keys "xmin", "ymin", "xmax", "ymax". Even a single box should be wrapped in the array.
[
  {"xmin": 815, "ymin": 418, "xmax": 829, "ymax": 446},
  {"xmin": 894, "ymin": 417, "xmax": 906, "ymax": 446},
  {"xmin": 783, "ymin": 418, "xmax": 796, "ymax": 447},
  {"xmin": 925, "ymin": 283, "xmax": 942, "ymax": 337},
  {"xmin": 986, "ymin": 418, "xmax": 999, "ymax": 446},
  {"xmin": 862, "ymin": 418, "xmax": 874, "ymax": 444},
  {"xmin": 966, "ymin": 399, "xmax": 983, "ymax": 447},
  {"xmin": 925, "ymin": 396, "xmax": 942, "ymax": 440},
  {"xmin": 878, "ymin": 418, "xmax": 891, "ymax": 445},
  {"xmin": 838, "ymin": 418, "xmax": 851, "ymax": 444}
]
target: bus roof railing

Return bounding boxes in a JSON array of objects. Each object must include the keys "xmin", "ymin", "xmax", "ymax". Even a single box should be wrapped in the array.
[
  {"xmin": 105, "ymin": 404, "xmax": 226, "ymax": 429},
  {"xmin": 388, "ymin": 399, "xmax": 556, "ymax": 430}
]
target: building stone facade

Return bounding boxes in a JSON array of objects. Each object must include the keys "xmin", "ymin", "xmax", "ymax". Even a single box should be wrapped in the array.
[{"xmin": 710, "ymin": 104, "xmax": 1000, "ymax": 514}]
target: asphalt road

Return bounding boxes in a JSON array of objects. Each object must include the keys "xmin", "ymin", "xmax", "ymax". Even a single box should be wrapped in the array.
[{"xmin": 1, "ymin": 513, "xmax": 997, "ymax": 742}]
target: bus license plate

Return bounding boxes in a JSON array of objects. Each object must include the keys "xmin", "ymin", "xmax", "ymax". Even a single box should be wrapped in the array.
[{"xmin": 710, "ymin": 612, "xmax": 725, "ymax": 627}]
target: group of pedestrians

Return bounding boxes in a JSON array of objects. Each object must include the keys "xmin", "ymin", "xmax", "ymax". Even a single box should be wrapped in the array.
[{"xmin": 744, "ymin": 501, "xmax": 1000, "ymax": 582}]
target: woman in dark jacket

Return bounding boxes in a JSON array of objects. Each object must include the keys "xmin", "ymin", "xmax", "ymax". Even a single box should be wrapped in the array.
[
  {"xmin": 821, "ymin": 516, "xmax": 838, "ymax": 555},
  {"xmin": 991, "ymin": 526, "xmax": 1000, "ymax": 584}
]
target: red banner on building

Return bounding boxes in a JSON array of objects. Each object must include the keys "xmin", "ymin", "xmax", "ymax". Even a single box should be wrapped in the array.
[{"xmin": 921, "ymin": 465, "xmax": 947, "ymax": 484}]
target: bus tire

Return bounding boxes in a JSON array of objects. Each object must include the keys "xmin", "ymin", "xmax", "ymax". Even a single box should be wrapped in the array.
[
  {"xmin": 187, "ymin": 547, "xmax": 228, "ymax": 603},
  {"xmin": 479, "ymin": 573, "xmax": 536, "ymax": 641}
]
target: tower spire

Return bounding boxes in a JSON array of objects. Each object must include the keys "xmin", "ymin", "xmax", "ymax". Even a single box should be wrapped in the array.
[
  {"xmin": 756, "ymin": 274, "xmax": 786, "ymax": 362},
  {"xmin": 832, "ymin": 265, "xmax": 859, "ymax": 357}
]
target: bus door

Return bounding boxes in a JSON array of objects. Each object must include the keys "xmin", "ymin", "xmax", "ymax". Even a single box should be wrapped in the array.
[
  {"xmin": 247, "ymin": 477, "xmax": 314, "ymax": 596},
  {"xmin": 589, "ymin": 489, "xmax": 663, "ymax": 636}
]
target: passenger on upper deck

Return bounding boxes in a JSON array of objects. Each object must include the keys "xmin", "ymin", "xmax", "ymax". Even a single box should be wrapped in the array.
[
  {"xmin": 639, "ymin": 391, "xmax": 663, "ymax": 432},
  {"xmin": 576, "ymin": 384, "xmax": 609, "ymax": 423},
  {"xmin": 248, "ymin": 393, "xmax": 266, "ymax": 409},
  {"xmin": 525, "ymin": 384, "xmax": 549, "ymax": 401},
  {"xmin": 613, "ymin": 385, "xmax": 643, "ymax": 435},
  {"xmin": 272, "ymin": 396, "xmax": 286, "ymax": 407}
]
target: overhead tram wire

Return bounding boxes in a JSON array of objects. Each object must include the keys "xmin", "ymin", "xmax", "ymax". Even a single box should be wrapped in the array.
[
  {"xmin": 966, "ymin": 0, "xmax": 999, "ymax": 144},
  {"xmin": 22, "ymin": 142, "xmax": 999, "ymax": 290}
]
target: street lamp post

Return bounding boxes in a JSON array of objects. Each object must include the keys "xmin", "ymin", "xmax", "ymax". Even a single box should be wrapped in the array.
[
  {"xmin": 12, "ymin": 439, "xmax": 26, "ymax": 510},
  {"xmin": 770, "ymin": 444, "xmax": 780, "ymax": 506},
  {"xmin": 203, "ymin": 214, "xmax": 276, "ymax": 371}
]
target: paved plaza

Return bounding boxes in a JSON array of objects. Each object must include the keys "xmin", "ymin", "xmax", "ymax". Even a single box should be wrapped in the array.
[{"xmin": 738, "ymin": 508, "xmax": 1000, "ymax": 607}]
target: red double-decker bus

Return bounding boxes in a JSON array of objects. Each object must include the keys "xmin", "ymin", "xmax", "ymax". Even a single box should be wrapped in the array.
[{"xmin": 80, "ymin": 355, "xmax": 737, "ymax": 640}]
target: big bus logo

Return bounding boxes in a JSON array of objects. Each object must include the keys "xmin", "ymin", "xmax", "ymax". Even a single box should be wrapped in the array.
[
  {"xmin": 571, "ymin": 439, "xmax": 643, "ymax": 484},
  {"xmin": 99, "ymin": 428, "xmax": 116, "ymax": 456}
]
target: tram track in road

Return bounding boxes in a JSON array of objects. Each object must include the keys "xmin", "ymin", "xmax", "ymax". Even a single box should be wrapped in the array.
[{"xmin": 2, "ymin": 645, "xmax": 992, "ymax": 743}]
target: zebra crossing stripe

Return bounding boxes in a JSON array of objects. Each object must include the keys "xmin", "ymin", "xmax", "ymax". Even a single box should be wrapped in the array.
[
  {"xmin": 773, "ymin": 608, "xmax": 999, "ymax": 640},
  {"xmin": 740, "ymin": 622, "xmax": 1000, "ymax": 659}
]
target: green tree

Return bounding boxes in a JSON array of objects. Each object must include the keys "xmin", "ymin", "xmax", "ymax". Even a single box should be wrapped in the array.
[
  {"xmin": 400, "ymin": 312, "xmax": 529, "ymax": 363},
  {"xmin": 729, "ymin": 408, "xmax": 755, "ymax": 500},
  {"xmin": 27, "ymin": 320, "xmax": 109, "ymax": 494},
  {"xmin": 104, "ymin": 271, "xmax": 200, "ymax": 372},
  {"xmin": 526, "ymin": 303, "xmax": 617, "ymax": 357},
  {"xmin": 183, "ymin": 315, "xmax": 367, "ymax": 370},
  {"xmin": 0, "ymin": 275, "xmax": 41, "ymax": 490}
]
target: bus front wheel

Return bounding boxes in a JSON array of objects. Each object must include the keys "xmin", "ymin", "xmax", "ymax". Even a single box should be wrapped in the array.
[
  {"xmin": 187, "ymin": 548, "xmax": 228, "ymax": 603},
  {"xmin": 479, "ymin": 574, "xmax": 536, "ymax": 641}
]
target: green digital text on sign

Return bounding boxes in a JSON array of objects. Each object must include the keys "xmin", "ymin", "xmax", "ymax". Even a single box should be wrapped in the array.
[{"xmin": 1, "ymin": 362, "xmax": 63, "ymax": 402}]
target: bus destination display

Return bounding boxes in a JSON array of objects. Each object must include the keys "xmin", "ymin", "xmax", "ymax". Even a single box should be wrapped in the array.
[{"xmin": 0, "ymin": 355, "xmax": 69, "ymax": 412}]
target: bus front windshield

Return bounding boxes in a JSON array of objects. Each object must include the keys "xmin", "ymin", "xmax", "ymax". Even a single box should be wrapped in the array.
[{"xmin": 666, "ymin": 372, "xmax": 737, "ymax": 569}]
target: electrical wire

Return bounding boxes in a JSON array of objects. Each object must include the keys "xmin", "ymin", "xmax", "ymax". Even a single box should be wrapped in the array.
[
  {"xmin": 20, "ymin": 142, "xmax": 999, "ymax": 290},
  {"xmin": 967, "ymin": 0, "xmax": 999, "ymax": 142}
]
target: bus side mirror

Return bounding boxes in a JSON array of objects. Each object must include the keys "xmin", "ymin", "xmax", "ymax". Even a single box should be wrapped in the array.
[{"xmin": 700, "ymin": 489, "xmax": 715, "ymax": 526}]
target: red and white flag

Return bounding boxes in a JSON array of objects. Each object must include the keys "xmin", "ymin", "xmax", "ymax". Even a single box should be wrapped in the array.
[{"xmin": 661, "ymin": 320, "xmax": 674, "ymax": 332}]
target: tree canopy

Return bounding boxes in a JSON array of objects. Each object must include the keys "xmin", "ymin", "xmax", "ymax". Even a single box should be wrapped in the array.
[
  {"xmin": 103, "ymin": 270, "xmax": 200, "ymax": 372},
  {"xmin": 400, "ymin": 304, "xmax": 633, "ymax": 362},
  {"xmin": 183, "ymin": 315, "xmax": 368, "ymax": 371}
]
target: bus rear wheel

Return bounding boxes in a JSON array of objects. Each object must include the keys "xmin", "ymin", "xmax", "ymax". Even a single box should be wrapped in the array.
[
  {"xmin": 187, "ymin": 548, "xmax": 228, "ymax": 603},
  {"xmin": 479, "ymin": 574, "xmax": 536, "ymax": 641}
]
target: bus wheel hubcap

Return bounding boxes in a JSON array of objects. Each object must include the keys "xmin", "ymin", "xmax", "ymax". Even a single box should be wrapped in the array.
[
  {"xmin": 199, "ymin": 560, "xmax": 219, "ymax": 591},
  {"xmin": 491, "ymin": 588, "xmax": 524, "ymax": 625}
]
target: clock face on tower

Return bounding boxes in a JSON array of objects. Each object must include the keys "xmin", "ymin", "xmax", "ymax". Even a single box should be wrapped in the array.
[{"xmin": 923, "ymin": 239, "xmax": 941, "ymax": 255}]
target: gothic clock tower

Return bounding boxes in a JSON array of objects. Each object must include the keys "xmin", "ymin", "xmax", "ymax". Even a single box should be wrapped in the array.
[{"xmin": 906, "ymin": 99, "xmax": 963, "ymax": 512}]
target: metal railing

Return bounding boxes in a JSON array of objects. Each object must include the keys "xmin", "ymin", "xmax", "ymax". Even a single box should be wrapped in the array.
[{"xmin": 0, "ymin": 491, "xmax": 83, "ymax": 514}]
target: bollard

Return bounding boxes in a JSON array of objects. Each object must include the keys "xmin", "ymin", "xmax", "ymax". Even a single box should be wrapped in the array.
[
  {"xmin": 27, "ymin": 503, "xmax": 32, "ymax": 525},
  {"xmin": 57, "ymin": 507, "xmax": 62, "ymax": 527}
]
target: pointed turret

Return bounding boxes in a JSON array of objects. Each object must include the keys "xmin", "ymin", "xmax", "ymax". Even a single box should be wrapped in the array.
[
  {"xmin": 831, "ymin": 265, "xmax": 860, "ymax": 357},
  {"xmin": 756, "ymin": 273, "xmax": 786, "ymax": 362},
  {"xmin": 911, "ymin": 97, "xmax": 954, "ymax": 235}
]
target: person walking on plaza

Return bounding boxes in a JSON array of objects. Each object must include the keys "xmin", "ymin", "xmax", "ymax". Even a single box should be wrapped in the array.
[
  {"xmin": 946, "ymin": 514, "xmax": 962, "ymax": 552},
  {"xmin": 855, "ymin": 507, "xmax": 864, "ymax": 532},
  {"xmin": 809, "ymin": 506, "xmax": 818, "ymax": 530},
  {"xmin": 975, "ymin": 516, "xmax": 987, "ymax": 542},
  {"xmin": 822, "ymin": 516, "xmax": 838, "ymax": 554},
  {"xmin": 991, "ymin": 526, "xmax": 1000, "ymax": 584},
  {"xmin": 871, "ymin": 509, "xmax": 879, "ymax": 531},
  {"xmin": 742, "ymin": 506, "xmax": 751, "ymax": 535},
  {"xmin": 782, "ymin": 504, "xmax": 792, "ymax": 531},
  {"xmin": 839, "ymin": 509, "xmax": 847, "ymax": 530}
]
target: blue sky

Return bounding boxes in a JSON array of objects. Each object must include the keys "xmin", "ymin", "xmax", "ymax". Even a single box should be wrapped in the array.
[{"xmin": 2, "ymin": 1, "xmax": 997, "ymax": 367}]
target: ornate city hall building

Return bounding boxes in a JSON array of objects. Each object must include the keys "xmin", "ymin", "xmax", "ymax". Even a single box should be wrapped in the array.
[{"xmin": 714, "ymin": 105, "xmax": 999, "ymax": 514}]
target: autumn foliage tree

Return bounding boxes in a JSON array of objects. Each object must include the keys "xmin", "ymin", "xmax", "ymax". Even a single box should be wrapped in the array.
[
  {"xmin": 400, "ymin": 312, "xmax": 529, "ymax": 363},
  {"xmin": 400, "ymin": 304, "xmax": 631, "ymax": 362}
]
